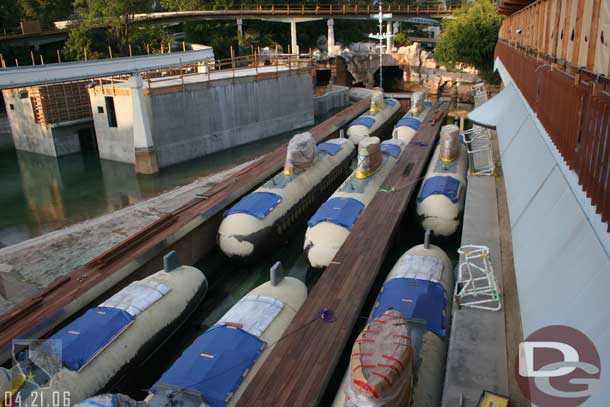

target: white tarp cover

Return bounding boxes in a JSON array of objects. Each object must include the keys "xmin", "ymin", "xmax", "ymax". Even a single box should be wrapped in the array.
[
  {"xmin": 392, "ymin": 255, "xmax": 444, "ymax": 283},
  {"xmin": 467, "ymin": 84, "xmax": 516, "ymax": 129},
  {"xmin": 217, "ymin": 295, "xmax": 284, "ymax": 338},
  {"xmin": 100, "ymin": 280, "xmax": 171, "ymax": 317},
  {"xmin": 284, "ymin": 132, "xmax": 317, "ymax": 174}
]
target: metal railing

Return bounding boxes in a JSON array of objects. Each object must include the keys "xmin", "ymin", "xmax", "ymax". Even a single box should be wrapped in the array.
[
  {"xmin": 1, "ymin": 2, "xmax": 462, "ymax": 38},
  {"xmin": 144, "ymin": 52, "xmax": 312, "ymax": 86},
  {"xmin": 495, "ymin": 41, "xmax": 610, "ymax": 231}
]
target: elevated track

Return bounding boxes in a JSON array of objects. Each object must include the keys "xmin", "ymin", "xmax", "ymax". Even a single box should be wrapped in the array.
[{"xmin": 0, "ymin": 2, "xmax": 460, "ymax": 45}]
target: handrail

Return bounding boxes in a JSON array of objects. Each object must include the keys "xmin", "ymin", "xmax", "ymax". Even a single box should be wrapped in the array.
[
  {"xmin": 140, "ymin": 52, "xmax": 313, "ymax": 85},
  {"xmin": 0, "ymin": 2, "xmax": 463, "ymax": 38}
]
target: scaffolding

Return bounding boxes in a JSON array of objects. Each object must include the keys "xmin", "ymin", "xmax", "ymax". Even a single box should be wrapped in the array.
[{"xmin": 13, "ymin": 81, "xmax": 92, "ymax": 126}]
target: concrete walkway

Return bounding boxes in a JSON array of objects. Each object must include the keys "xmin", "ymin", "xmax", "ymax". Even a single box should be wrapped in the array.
[
  {"xmin": 0, "ymin": 159, "xmax": 255, "ymax": 315},
  {"xmin": 441, "ymin": 173, "xmax": 510, "ymax": 406}
]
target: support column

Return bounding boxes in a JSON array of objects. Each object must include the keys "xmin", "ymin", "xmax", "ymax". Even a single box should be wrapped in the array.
[
  {"xmin": 129, "ymin": 73, "xmax": 158, "ymax": 174},
  {"xmin": 237, "ymin": 19, "xmax": 243, "ymax": 37},
  {"xmin": 237, "ymin": 19, "xmax": 244, "ymax": 54},
  {"xmin": 386, "ymin": 21, "xmax": 393, "ymax": 54},
  {"xmin": 327, "ymin": 18, "xmax": 335, "ymax": 56},
  {"xmin": 290, "ymin": 21, "xmax": 298, "ymax": 55}
]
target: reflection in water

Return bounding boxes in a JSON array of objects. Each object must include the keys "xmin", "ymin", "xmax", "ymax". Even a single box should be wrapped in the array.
[{"xmin": 0, "ymin": 118, "xmax": 334, "ymax": 248}]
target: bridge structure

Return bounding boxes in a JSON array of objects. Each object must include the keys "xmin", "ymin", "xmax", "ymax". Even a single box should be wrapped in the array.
[{"xmin": 0, "ymin": 2, "xmax": 461, "ymax": 50}]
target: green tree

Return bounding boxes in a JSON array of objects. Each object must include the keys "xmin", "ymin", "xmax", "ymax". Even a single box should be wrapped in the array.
[
  {"xmin": 72, "ymin": 0, "xmax": 152, "ymax": 56},
  {"xmin": 1, "ymin": 0, "xmax": 21, "ymax": 31},
  {"xmin": 393, "ymin": 32, "xmax": 412, "ymax": 48},
  {"xmin": 18, "ymin": 0, "xmax": 73, "ymax": 27},
  {"xmin": 63, "ymin": 27, "xmax": 110, "ymax": 60},
  {"xmin": 239, "ymin": 30, "xmax": 274, "ymax": 51},
  {"xmin": 434, "ymin": 0, "xmax": 503, "ymax": 80}
]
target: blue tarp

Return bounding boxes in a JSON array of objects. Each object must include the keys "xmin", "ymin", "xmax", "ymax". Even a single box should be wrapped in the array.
[
  {"xmin": 307, "ymin": 197, "xmax": 365, "ymax": 231},
  {"xmin": 417, "ymin": 176, "xmax": 460, "ymax": 203},
  {"xmin": 381, "ymin": 143, "xmax": 401, "ymax": 158},
  {"xmin": 384, "ymin": 99, "xmax": 398, "ymax": 107},
  {"xmin": 155, "ymin": 326, "xmax": 264, "ymax": 407},
  {"xmin": 350, "ymin": 116, "xmax": 375, "ymax": 128},
  {"xmin": 425, "ymin": 100, "xmax": 433, "ymax": 107},
  {"xmin": 396, "ymin": 117, "xmax": 421, "ymax": 130},
  {"xmin": 224, "ymin": 192, "xmax": 282, "ymax": 219},
  {"xmin": 317, "ymin": 142, "xmax": 342, "ymax": 156},
  {"xmin": 50, "ymin": 307, "xmax": 134, "ymax": 371},
  {"xmin": 370, "ymin": 278, "xmax": 447, "ymax": 336}
]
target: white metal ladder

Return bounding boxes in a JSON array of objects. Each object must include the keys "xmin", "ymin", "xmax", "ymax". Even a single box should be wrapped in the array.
[
  {"xmin": 455, "ymin": 245, "xmax": 502, "ymax": 311},
  {"xmin": 462, "ymin": 83, "xmax": 495, "ymax": 176},
  {"xmin": 462, "ymin": 126, "xmax": 495, "ymax": 176},
  {"xmin": 472, "ymin": 83, "xmax": 488, "ymax": 107}
]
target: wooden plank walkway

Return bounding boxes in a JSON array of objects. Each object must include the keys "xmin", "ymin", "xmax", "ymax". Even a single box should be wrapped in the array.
[
  {"xmin": 237, "ymin": 101, "xmax": 449, "ymax": 407},
  {"xmin": 0, "ymin": 98, "xmax": 370, "ymax": 364}
]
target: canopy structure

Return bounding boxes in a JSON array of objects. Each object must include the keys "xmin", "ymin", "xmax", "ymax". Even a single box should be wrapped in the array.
[
  {"xmin": 0, "ymin": 48, "xmax": 214, "ymax": 90},
  {"xmin": 467, "ymin": 84, "xmax": 520, "ymax": 130}
]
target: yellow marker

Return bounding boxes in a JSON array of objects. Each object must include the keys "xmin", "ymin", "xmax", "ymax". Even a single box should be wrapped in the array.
[
  {"xmin": 2, "ymin": 372, "xmax": 26, "ymax": 407},
  {"xmin": 477, "ymin": 391, "xmax": 509, "ymax": 407},
  {"xmin": 355, "ymin": 166, "xmax": 380, "ymax": 180}
]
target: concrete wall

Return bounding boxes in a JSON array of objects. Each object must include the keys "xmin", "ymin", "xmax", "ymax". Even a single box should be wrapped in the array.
[
  {"xmin": 0, "ymin": 113, "xmax": 13, "ymax": 148},
  {"xmin": 2, "ymin": 90, "xmax": 92, "ymax": 157},
  {"xmin": 89, "ymin": 91, "xmax": 135, "ymax": 164},
  {"xmin": 313, "ymin": 85, "xmax": 349, "ymax": 119},
  {"xmin": 50, "ymin": 121, "xmax": 91, "ymax": 156},
  {"xmin": 148, "ymin": 70, "xmax": 314, "ymax": 168},
  {"xmin": 89, "ymin": 70, "xmax": 314, "ymax": 170},
  {"xmin": 3, "ymin": 90, "xmax": 56, "ymax": 156},
  {"xmin": 493, "ymin": 58, "xmax": 610, "ymax": 405}
]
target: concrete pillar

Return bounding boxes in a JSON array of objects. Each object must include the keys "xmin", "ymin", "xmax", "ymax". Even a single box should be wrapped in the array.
[
  {"xmin": 128, "ymin": 73, "xmax": 158, "ymax": 174},
  {"xmin": 237, "ymin": 19, "xmax": 243, "ymax": 37},
  {"xmin": 290, "ymin": 21, "xmax": 298, "ymax": 55},
  {"xmin": 386, "ymin": 21, "xmax": 393, "ymax": 54},
  {"xmin": 237, "ymin": 19, "xmax": 244, "ymax": 54},
  {"xmin": 327, "ymin": 18, "xmax": 335, "ymax": 56}
]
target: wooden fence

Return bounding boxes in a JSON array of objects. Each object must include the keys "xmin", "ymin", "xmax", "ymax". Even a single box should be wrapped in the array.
[
  {"xmin": 498, "ymin": 0, "xmax": 609, "ymax": 76},
  {"xmin": 496, "ymin": 41, "xmax": 610, "ymax": 230}
]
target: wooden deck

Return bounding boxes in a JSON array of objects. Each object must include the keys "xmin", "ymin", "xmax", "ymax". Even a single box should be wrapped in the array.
[
  {"xmin": 0, "ymin": 98, "xmax": 370, "ymax": 364},
  {"xmin": 237, "ymin": 101, "xmax": 449, "ymax": 407}
]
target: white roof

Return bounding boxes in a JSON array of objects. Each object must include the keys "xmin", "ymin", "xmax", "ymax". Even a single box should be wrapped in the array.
[
  {"xmin": 467, "ymin": 84, "xmax": 517, "ymax": 129},
  {"xmin": 0, "ymin": 48, "xmax": 214, "ymax": 89}
]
